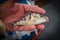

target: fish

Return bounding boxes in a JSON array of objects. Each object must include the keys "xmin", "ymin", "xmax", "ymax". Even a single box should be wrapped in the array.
[{"xmin": 14, "ymin": 12, "xmax": 47, "ymax": 26}]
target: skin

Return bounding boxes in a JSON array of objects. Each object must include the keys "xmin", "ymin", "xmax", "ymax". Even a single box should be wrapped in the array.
[
  {"xmin": 0, "ymin": 0, "xmax": 49, "ymax": 31},
  {"xmin": 0, "ymin": 0, "xmax": 15, "ymax": 13}
]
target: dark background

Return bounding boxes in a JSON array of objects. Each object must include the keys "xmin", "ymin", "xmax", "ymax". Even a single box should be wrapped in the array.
[{"xmin": 37, "ymin": 0, "xmax": 60, "ymax": 40}]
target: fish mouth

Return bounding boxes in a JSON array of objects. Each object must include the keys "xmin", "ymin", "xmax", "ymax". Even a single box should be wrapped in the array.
[{"xmin": 13, "ymin": 12, "xmax": 47, "ymax": 26}]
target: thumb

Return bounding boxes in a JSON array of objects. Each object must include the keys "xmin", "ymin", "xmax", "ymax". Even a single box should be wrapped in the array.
[{"xmin": 36, "ymin": 24, "xmax": 45, "ymax": 30}]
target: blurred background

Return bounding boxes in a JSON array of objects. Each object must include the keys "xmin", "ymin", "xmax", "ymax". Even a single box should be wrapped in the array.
[{"xmin": 35, "ymin": 0, "xmax": 60, "ymax": 40}]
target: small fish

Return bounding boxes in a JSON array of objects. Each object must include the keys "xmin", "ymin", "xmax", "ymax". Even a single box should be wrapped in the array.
[{"xmin": 14, "ymin": 12, "xmax": 47, "ymax": 26}]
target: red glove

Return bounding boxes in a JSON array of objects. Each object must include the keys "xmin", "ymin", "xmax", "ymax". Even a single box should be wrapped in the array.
[{"xmin": 0, "ymin": 3, "xmax": 49, "ymax": 32}]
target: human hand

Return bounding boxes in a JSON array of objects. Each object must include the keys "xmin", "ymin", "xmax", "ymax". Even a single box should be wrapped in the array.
[
  {"xmin": 12, "ymin": 4, "xmax": 49, "ymax": 31},
  {"xmin": 1, "ymin": 4, "xmax": 49, "ymax": 32}
]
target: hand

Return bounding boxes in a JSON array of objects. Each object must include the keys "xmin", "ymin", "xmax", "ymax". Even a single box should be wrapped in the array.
[
  {"xmin": 1, "ymin": 4, "xmax": 49, "ymax": 32},
  {"xmin": 13, "ymin": 4, "xmax": 49, "ymax": 31}
]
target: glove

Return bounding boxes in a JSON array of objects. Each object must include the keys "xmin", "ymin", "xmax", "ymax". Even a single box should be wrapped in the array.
[{"xmin": 0, "ymin": 3, "xmax": 49, "ymax": 32}]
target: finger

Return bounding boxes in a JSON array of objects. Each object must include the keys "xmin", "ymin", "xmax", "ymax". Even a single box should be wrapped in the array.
[
  {"xmin": 14, "ymin": 25, "xmax": 36, "ymax": 31},
  {"xmin": 45, "ymin": 16, "xmax": 49, "ymax": 22},
  {"xmin": 24, "ymin": 4, "xmax": 46, "ymax": 14},
  {"xmin": 36, "ymin": 24, "xmax": 45, "ymax": 30},
  {"xmin": 18, "ymin": 25, "xmax": 36, "ymax": 31},
  {"xmin": 13, "ymin": 26, "xmax": 19, "ymax": 31}
]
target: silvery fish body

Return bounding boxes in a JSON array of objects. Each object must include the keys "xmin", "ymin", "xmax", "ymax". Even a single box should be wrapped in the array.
[{"xmin": 14, "ymin": 12, "xmax": 46, "ymax": 26}]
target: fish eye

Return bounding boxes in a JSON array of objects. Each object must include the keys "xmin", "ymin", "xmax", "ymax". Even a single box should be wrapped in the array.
[
  {"xmin": 40, "ymin": 15, "xmax": 43, "ymax": 17},
  {"xmin": 0, "ymin": 0, "xmax": 7, "ymax": 4}
]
